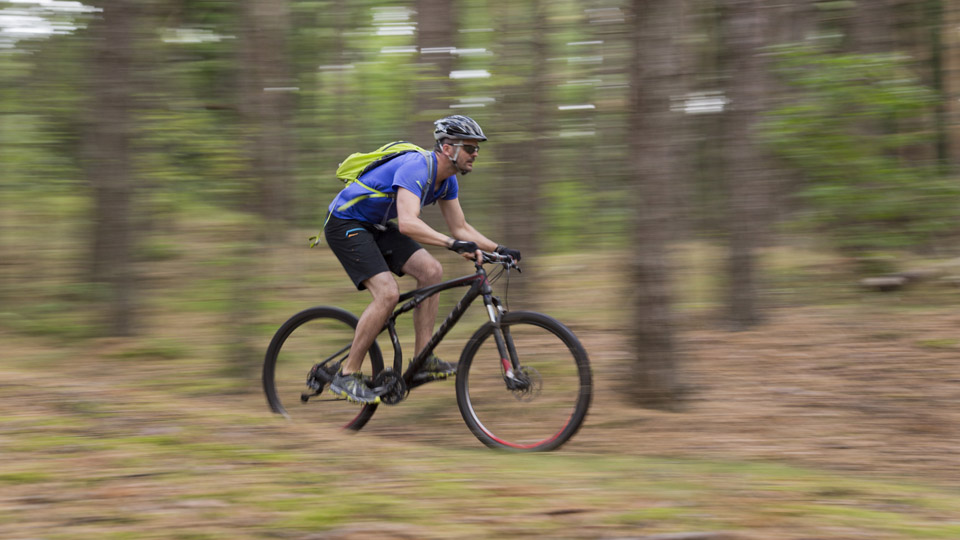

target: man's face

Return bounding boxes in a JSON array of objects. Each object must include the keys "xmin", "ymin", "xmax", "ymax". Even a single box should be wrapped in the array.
[{"xmin": 447, "ymin": 139, "xmax": 481, "ymax": 174}]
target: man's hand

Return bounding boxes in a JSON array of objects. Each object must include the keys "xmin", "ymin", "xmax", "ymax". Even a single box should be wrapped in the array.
[
  {"xmin": 448, "ymin": 239, "xmax": 481, "ymax": 261},
  {"xmin": 495, "ymin": 244, "xmax": 522, "ymax": 262}
]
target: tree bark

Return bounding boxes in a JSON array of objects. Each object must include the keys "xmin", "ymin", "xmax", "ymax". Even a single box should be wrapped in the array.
[
  {"xmin": 492, "ymin": 0, "xmax": 548, "ymax": 301},
  {"xmin": 938, "ymin": 0, "xmax": 960, "ymax": 171},
  {"xmin": 763, "ymin": 0, "xmax": 816, "ymax": 229},
  {"xmin": 415, "ymin": 0, "xmax": 456, "ymax": 138},
  {"xmin": 84, "ymin": 0, "xmax": 138, "ymax": 336},
  {"xmin": 234, "ymin": 0, "xmax": 295, "ymax": 378},
  {"xmin": 627, "ymin": 0, "xmax": 687, "ymax": 409},
  {"xmin": 720, "ymin": 0, "xmax": 770, "ymax": 330},
  {"xmin": 769, "ymin": 0, "xmax": 815, "ymax": 43},
  {"xmin": 239, "ymin": 0, "xmax": 296, "ymax": 224},
  {"xmin": 849, "ymin": 0, "xmax": 897, "ymax": 53}
]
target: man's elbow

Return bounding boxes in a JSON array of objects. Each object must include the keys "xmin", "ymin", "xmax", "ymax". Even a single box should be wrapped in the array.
[{"xmin": 397, "ymin": 217, "xmax": 414, "ymax": 236}]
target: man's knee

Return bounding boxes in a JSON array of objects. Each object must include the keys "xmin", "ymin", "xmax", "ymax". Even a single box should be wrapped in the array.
[
  {"xmin": 407, "ymin": 251, "xmax": 443, "ymax": 284},
  {"xmin": 422, "ymin": 257, "xmax": 443, "ymax": 284},
  {"xmin": 365, "ymin": 273, "xmax": 399, "ymax": 306}
]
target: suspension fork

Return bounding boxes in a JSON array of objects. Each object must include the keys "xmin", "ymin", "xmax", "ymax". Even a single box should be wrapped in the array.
[{"xmin": 484, "ymin": 293, "xmax": 520, "ymax": 378}]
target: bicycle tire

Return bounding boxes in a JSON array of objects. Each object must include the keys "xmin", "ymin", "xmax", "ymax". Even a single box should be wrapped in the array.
[
  {"xmin": 456, "ymin": 311, "xmax": 592, "ymax": 451},
  {"xmin": 262, "ymin": 306, "xmax": 384, "ymax": 431}
]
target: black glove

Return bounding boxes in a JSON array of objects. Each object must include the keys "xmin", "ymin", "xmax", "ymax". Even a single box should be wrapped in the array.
[
  {"xmin": 495, "ymin": 244, "xmax": 522, "ymax": 262},
  {"xmin": 449, "ymin": 240, "xmax": 479, "ymax": 254}
]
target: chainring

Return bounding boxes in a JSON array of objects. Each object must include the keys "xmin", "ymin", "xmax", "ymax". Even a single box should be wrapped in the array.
[{"xmin": 372, "ymin": 368, "xmax": 408, "ymax": 405}]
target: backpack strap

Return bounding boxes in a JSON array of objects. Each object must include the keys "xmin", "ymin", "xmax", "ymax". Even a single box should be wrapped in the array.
[
  {"xmin": 375, "ymin": 150, "xmax": 435, "ymax": 228},
  {"xmin": 418, "ymin": 150, "xmax": 436, "ymax": 209},
  {"xmin": 312, "ymin": 146, "xmax": 436, "ymax": 246}
]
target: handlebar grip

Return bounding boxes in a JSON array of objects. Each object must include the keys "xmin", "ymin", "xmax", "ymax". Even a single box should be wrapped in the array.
[{"xmin": 480, "ymin": 250, "xmax": 520, "ymax": 269}]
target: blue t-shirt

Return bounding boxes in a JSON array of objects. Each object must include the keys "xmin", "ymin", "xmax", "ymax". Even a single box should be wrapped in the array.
[{"xmin": 328, "ymin": 152, "xmax": 459, "ymax": 224}]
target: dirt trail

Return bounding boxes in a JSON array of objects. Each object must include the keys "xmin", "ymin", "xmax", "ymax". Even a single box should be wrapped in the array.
[{"xmin": 3, "ymin": 305, "xmax": 960, "ymax": 539}]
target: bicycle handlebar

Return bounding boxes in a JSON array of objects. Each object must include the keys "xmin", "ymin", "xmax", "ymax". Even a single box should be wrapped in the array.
[{"xmin": 478, "ymin": 250, "xmax": 521, "ymax": 271}]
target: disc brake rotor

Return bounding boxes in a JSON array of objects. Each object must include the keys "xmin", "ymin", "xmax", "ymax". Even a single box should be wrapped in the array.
[{"xmin": 511, "ymin": 365, "xmax": 542, "ymax": 402}]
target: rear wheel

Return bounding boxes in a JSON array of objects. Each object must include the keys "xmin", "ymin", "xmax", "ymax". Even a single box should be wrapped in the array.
[
  {"xmin": 262, "ymin": 306, "xmax": 383, "ymax": 430},
  {"xmin": 456, "ymin": 311, "xmax": 592, "ymax": 451}
]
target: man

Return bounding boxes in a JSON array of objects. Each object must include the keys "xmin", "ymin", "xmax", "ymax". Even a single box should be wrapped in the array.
[{"xmin": 323, "ymin": 115, "xmax": 521, "ymax": 404}]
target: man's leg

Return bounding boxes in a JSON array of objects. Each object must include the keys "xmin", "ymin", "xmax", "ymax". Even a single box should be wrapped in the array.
[
  {"xmin": 341, "ymin": 271, "xmax": 399, "ymax": 375},
  {"xmin": 400, "ymin": 249, "xmax": 443, "ymax": 356}
]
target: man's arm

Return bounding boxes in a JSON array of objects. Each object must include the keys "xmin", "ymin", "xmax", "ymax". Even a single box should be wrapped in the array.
[
  {"xmin": 395, "ymin": 188, "xmax": 459, "ymax": 248},
  {"xmin": 438, "ymin": 197, "xmax": 498, "ymax": 252}
]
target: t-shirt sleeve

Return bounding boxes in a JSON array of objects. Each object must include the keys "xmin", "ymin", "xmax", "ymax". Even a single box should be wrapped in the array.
[{"xmin": 391, "ymin": 155, "xmax": 429, "ymax": 198}]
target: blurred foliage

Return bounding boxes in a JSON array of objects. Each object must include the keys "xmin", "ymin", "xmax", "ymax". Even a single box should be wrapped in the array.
[
  {"xmin": 2, "ymin": 0, "xmax": 960, "ymax": 342},
  {"xmin": 763, "ymin": 43, "xmax": 960, "ymax": 259}
]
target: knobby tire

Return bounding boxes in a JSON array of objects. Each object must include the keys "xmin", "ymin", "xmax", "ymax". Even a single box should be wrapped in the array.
[
  {"xmin": 262, "ymin": 306, "xmax": 384, "ymax": 431},
  {"xmin": 456, "ymin": 311, "xmax": 592, "ymax": 451}
]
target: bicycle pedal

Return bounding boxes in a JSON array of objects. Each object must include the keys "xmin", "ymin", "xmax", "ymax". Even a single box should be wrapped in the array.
[{"xmin": 301, "ymin": 389, "xmax": 322, "ymax": 402}]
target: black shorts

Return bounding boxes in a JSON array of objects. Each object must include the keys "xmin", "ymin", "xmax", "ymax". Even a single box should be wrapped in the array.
[{"xmin": 324, "ymin": 216, "xmax": 423, "ymax": 290}]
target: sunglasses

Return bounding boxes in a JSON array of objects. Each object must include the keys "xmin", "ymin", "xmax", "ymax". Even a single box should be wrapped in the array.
[{"xmin": 451, "ymin": 143, "xmax": 480, "ymax": 155}]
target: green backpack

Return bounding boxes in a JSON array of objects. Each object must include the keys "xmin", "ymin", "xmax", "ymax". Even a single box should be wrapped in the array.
[{"xmin": 310, "ymin": 141, "xmax": 436, "ymax": 247}]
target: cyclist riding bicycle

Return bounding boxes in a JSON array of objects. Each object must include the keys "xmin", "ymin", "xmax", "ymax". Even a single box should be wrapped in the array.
[{"xmin": 324, "ymin": 115, "xmax": 522, "ymax": 405}]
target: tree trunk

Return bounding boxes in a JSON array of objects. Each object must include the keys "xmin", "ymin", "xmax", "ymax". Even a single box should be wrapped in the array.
[
  {"xmin": 84, "ymin": 0, "xmax": 137, "ymax": 337},
  {"xmin": 720, "ymin": 0, "xmax": 769, "ymax": 330},
  {"xmin": 849, "ymin": 0, "xmax": 896, "ymax": 53},
  {"xmin": 239, "ymin": 0, "xmax": 296, "ymax": 224},
  {"xmin": 627, "ymin": 0, "xmax": 687, "ymax": 409},
  {"xmin": 415, "ymin": 0, "xmax": 455, "ymax": 138},
  {"xmin": 926, "ymin": 0, "xmax": 948, "ymax": 171},
  {"xmin": 234, "ymin": 0, "xmax": 295, "ymax": 378},
  {"xmin": 765, "ymin": 0, "xmax": 816, "ymax": 227},
  {"xmin": 938, "ymin": 0, "xmax": 960, "ymax": 171},
  {"xmin": 769, "ymin": 0, "xmax": 816, "ymax": 43},
  {"xmin": 493, "ymin": 0, "xmax": 548, "ymax": 302}
]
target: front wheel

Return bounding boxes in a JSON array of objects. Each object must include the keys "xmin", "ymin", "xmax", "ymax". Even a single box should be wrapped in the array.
[
  {"xmin": 262, "ymin": 306, "xmax": 383, "ymax": 431},
  {"xmin": 456, "ymin": 311, "xmax": 592, "ymax": 451}
]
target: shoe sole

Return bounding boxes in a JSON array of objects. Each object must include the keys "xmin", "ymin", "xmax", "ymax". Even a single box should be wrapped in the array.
[
  {"xmin": 411, "ymin": 371, "xmax": 456, "ymax": 383},
  {"xmin": 328, "ymin": 385, "xmax": 380, "ymax": 405}
]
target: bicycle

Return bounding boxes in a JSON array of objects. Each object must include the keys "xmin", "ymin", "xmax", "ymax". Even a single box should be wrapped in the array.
[{"xmin": 262, "ymin": 251, "xmax": 592, "ymax": 451}]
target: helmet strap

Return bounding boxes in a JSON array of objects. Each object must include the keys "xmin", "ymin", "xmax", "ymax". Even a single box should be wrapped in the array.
[
  {"xmin": 442, "ymin": 143, "xmax": 469, "ymax": 175},
  {"xmin": 452, "ymin": 146, "xmax": 473, "ymax": 175}
]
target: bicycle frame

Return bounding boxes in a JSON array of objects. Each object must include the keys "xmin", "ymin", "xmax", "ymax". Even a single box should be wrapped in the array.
[{"xmin": 382, "ymin": 261, "xmax": 514, "ymax": 388}]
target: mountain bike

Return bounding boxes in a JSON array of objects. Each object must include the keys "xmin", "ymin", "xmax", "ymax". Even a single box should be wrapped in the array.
[{"xmin": 262, "ymin": 251, "xmax": 592, "ymax": 451}]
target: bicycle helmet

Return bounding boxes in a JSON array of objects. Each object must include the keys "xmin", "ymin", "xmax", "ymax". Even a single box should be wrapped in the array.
[{"xmin": 433, "ymin": 115, "xmax": 488, "ymax": 142}]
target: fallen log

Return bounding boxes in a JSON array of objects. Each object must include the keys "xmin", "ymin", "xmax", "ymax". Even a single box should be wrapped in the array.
[{"xmin": 860, "ymin": 276, "xmax": 907, "ymax": 292}]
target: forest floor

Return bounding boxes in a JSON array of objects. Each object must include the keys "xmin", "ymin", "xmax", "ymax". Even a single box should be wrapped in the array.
[{"xmin": 3, "ymin": 241, "xmax": 960, "ymax": 539}]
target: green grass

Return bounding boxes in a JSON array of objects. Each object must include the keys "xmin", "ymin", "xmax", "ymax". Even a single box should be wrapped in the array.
[
  {"xmin": 0, "ymin": 470, "xmax": 53, "ymax": 485},
  {"xmin": 914, "ymin": 339, "xmax": 959, "ymax": 350}
]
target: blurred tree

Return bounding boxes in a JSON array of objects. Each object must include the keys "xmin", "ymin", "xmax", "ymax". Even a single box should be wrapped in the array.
[
  {"xmin": 239, "ymin": 0, "xmax": 296, "ymax": 224},
  {"xmin": 626, "ymin": 0, "xmax": 688, "ymax": 408},
  {"xmin": 769, "ymin": 0, "xmax": 815, "ymax": 43},
  {"xmin": 494, "ymin": 0, "xmax": 548, "ymax": 294},
  {"xmin": 764, "ymin": 0, "xmax": 816, "ymax": 226},
  {"xmin": 414, "ymin": 0, "xmax": 455, "ymax": 135},
  {"xmin": 945, "ymin": 0, "xmax": 960, "ymax": 171},
  {"xmin": 83, "ymin": 0, "xmax": 139, "ymax": 336},
  {"xmin": 848, "ymin": 0, "xmax": 896, "ymax": 54},
  {"xmin": 233, "ymin": 0, "xmax": 297, "ymax": 376},
  {"xmin": 719, "ymin": 0, "xmax": 770, "ymax": 330},
  {"xmin": 924, "ymin": 0, "xmax": 946, "ymax": 170}
]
